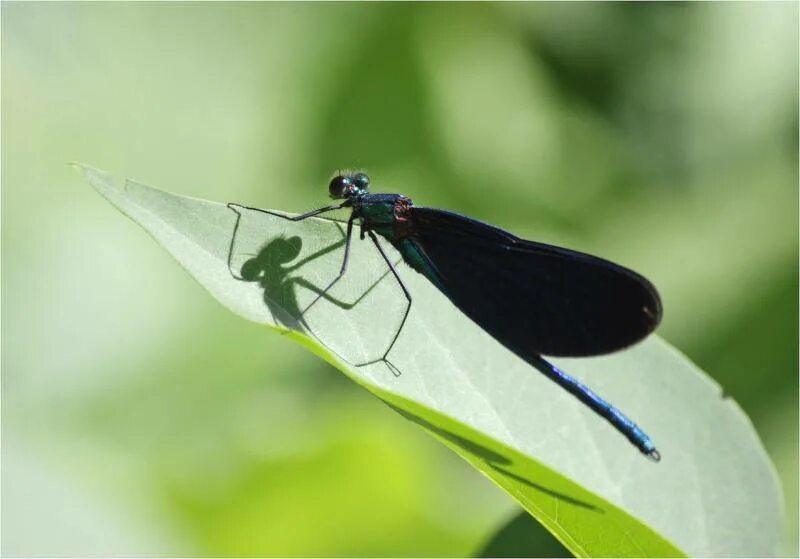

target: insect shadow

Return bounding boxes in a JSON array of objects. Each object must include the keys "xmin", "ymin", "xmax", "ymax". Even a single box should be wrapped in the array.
[
  {"xmin": 385, "ymin": 402, "xmax": 599, "ymax": 512},
  {"xmin": 226, "ymin": 204, "xmax": 404, "ymax": 376}
]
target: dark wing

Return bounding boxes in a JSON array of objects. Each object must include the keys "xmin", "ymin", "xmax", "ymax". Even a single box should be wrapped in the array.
[{"xmin": 408, "ymin": 207, "xmax": 662, "ymax": 357}]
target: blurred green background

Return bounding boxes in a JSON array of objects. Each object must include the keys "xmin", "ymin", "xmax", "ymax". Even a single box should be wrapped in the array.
[{"xmin": 2, "ymin": 2, "xmax": 797, "ymax": 556}]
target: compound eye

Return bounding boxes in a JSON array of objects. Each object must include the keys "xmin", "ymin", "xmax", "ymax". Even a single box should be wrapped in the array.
[
  {"xmin": 354, "ymin": 172, "xmax": 370, "ymax": 190},
  {"xmin": 328, "ymin": 175, "xmax": 349, "ymax": 198}
]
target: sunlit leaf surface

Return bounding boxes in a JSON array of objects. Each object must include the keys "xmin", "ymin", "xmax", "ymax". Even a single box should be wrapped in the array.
[{"xmin": 81, "ymin": 164, "xmax": 783, "ymax": 558}]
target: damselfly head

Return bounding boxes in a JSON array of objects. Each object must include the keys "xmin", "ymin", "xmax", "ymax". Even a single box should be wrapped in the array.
[{"xmin": 329, "ymin": 172, "xmax": 370, "ymax": 199}]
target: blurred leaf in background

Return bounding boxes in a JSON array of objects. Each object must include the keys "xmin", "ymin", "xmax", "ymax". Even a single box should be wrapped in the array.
[
  {"xmin": 2, "ymin": 2, "xmax": 797, "ymax": 557},
  {"xmin": 479, "ymin": 512, "xmax": 571, "ymax": 558}
]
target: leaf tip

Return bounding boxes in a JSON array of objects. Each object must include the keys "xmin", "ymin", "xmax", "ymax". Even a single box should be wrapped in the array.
[
  {"xmin": 70, "ymin": 161, "xmax": 104, "ymax": 178},
  {"xmin": 72, "ymin": 162, "xmax": 122, "ymax": 198}
]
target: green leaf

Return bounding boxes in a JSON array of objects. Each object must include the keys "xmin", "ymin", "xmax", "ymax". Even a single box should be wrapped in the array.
[
  {"xmin": 79, "ymin": 164, "xmax": 784, "ymax": 558},
  {"xmin": 478, "ymin": 511, "xmax": 571, "ymax": 558}
]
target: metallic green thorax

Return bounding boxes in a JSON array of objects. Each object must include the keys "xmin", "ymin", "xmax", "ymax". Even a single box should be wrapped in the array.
[{"xmin": 354, "ymin": 193, "xmax": 445, "ymax": 291}]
